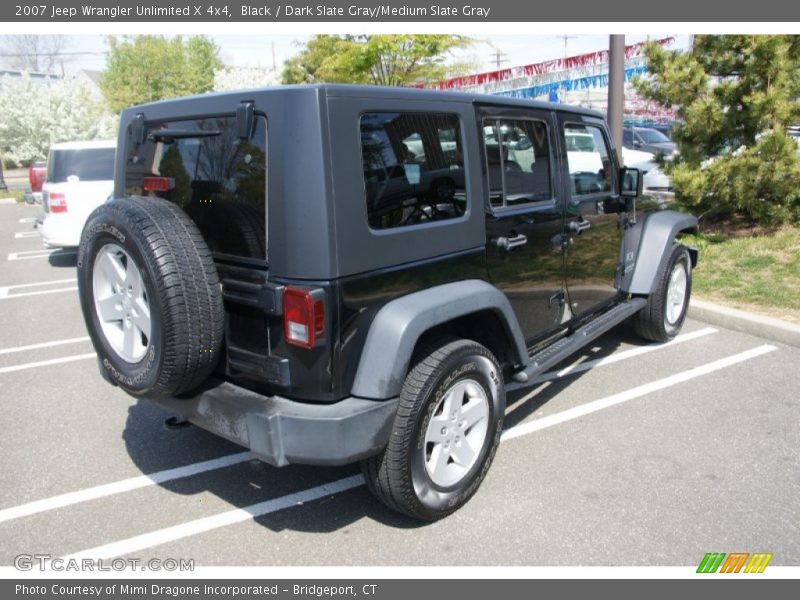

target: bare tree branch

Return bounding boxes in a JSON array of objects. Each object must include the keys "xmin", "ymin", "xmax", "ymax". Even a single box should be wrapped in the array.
[{"xmin": 0, "ymin": 35, "xmax": 72, "ymax": 73}]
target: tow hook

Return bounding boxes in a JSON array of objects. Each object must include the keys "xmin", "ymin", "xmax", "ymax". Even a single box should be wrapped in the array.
[{"xmin": 164, "ymin": 416, "xmax": 191, "ymax": 430}]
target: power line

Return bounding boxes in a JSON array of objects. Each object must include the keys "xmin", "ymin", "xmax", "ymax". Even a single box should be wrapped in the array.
[{"xmin": 0, "ymin": 51, "xmax": 107, "ymax": 57}]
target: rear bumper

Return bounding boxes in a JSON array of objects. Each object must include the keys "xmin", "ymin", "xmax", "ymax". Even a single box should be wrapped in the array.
[
  {"xmin": 149, "ymin": 380, "xmax": 399, "ymax": 467},
  {"xmin": 39, "ymin": 214, "xmax": 81, "ymax": 248},
  {"xmin": 24, "ymin": 191, "xmax": 43, "ymax": 205}
]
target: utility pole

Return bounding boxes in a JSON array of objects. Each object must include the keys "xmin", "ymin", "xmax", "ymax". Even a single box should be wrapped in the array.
[
  {"xmin": 489, "ymin": 50, "xmax": 509, "ymax": 70},
  {"xmin": 556, "ymin": 35, "xmax": 577, "ymax": 59},
  {"xmin": 607, "ymin": 35, "xmax": 625, "ymax": 163}
]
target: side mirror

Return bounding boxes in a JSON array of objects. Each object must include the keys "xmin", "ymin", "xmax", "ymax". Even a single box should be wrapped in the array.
[{"xmin": 619, "ymin": 167, "xmax": 642, "ymax": 198}]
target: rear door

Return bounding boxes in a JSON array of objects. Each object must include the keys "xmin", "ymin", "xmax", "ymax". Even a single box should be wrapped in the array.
[
  {"xmin": 480, "ymin": 106, "xmax": 566, "ymax": 344},
  {"xmin": 558, "ymin": 115, "xmax": 623, "ymax": 319},
  {"xmin": 123, "ymin": 111, "xmax": 276, "ymax": 387}
]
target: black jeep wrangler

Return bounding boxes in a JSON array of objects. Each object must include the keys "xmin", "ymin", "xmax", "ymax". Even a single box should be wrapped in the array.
[{"xmin": 77, "ymin": 85, "xmax": 697, "ymax": 520}]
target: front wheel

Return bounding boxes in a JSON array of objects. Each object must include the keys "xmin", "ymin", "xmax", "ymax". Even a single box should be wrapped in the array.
[
  {"xmin": 361, "ymin": 339, "xmax": 505, "ymax": 521},
  {"xmin": 633, "ymin": 244, "xmax": 692, "ymax": 342}
]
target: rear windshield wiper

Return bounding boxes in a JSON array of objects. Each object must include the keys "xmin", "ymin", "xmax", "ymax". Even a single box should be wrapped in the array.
[{"xmin": 148, "ymin": 129, "xmax": 221, "ymax": 142}]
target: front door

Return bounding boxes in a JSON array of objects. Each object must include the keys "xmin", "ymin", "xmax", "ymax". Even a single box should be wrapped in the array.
[
  {"xmin": 481, "ymin": 107, "xmax": 565, "ymax": 345},
  {"xmin": 559, "ymin": 116, "xmax": 623, "ymax": 320}
]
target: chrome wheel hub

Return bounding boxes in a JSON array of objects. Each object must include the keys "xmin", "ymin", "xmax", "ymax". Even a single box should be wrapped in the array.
[
  {"xmin": 666, "ymin": 262, "xmax": 688, "ymax": 325},
  {"xmin": 423, "ymin": 378, "xmax": 490, "ymax": 487},
  {"xmin": 92, "ymin": 244, "xmax": 151, "ymax": 363}
]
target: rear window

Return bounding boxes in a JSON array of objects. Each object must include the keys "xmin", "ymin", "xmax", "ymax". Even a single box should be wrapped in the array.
[
  {"xmin": 360, "ymin": 112, "xmax": 466, "ymax": 230},
  {"xmin": 124, "ymin": 115, "xmax": 268, "ymax": 262},
  {"xmin": 47, "ymin": 147, "xmax": 115, "ymax": 183}
]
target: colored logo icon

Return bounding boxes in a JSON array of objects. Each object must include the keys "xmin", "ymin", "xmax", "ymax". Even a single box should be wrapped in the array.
[{"xmin": 697, "ymin": 552, "xmax": 773, "ymax": 573}]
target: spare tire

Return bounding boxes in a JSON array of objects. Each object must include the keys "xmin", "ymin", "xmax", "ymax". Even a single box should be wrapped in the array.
[{"xmin": 77, "ymin": 196, "xmax": 224, "ymax": 399}]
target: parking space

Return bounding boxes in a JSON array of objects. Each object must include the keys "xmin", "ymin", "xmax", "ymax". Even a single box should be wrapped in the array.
[{"xmin": 1, "ymin": 201, "xmax": 798, "ymax": 567}]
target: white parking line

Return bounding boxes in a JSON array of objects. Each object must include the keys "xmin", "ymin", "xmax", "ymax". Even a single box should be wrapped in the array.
[
  {"xmin": 61, "ymin": 344, "xmax": 776, "ymax": 560},
  {"xmin": 7, "ymin": 249, "xmax": 76, "ymax": 261},
  {"xmin": 14, "ymin": 231, "xmax": 41, "ymax": 239},
  {"xmin": 0, "ymin": 353, "xmax": 96, "ymax": 375},
  {"xmin": 0, "ymin": 286, "xmax": 77, "ymax": 300},
  {"xmin": 0, "ymin": 278, "xmax": 78, "ymax": 300},
  {"xmin": 0, "ymin": 336, "xmax": 90, "ymax": 356},
  {"xmin": 530, "ymin": 326, "xmax": 717, "ymax": 385},
  {"xmin": 62, "ymin": 476, "xmax": 364, "ymax": 561},
  {"xmin": 19, "ymin": 218, "xmax": 36, "ymax": 224},
  {"xmin": 0, "ymin": 452, "xmax": 255, "ymax": 525},
  {"xmin": 502, "ymin": 344, "xmax": 777, "ymax": 441}
]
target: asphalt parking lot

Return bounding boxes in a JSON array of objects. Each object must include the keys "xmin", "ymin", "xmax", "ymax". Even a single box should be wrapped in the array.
[{"xmin": 0, "ymin": 200, "xmax": 798, "ymax": 568}]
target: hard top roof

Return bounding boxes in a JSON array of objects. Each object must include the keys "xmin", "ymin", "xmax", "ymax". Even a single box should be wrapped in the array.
[{"xmin": 123, "ymin": 83, "xmax": 605, "ymax": 120}]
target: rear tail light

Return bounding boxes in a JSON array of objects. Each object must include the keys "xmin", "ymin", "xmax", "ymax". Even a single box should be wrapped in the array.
[
  {"xmin": 143, "ymin": 176, "xmax": 175, "ymax": 193},
  {"xmin": 283, "ymin": 287, "xmax": 325, "ymax": 349},
  {"xmin": 48, "ymin": 192, "xmax": 67, "ymax": 213}
]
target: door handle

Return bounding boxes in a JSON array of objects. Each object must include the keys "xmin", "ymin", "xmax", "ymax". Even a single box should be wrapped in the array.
[
  {"xmin": 494, "ymin": 234, "xmax": 528, "ymax": 251},
  {"xmin": 568, "ymin": 219, "xmax": 591, "ymax": 234}
]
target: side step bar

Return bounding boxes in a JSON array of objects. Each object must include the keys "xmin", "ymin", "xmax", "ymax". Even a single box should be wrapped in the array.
[{"xmin": 508, "ymin": 298, "xmax": 647, "ymax": 391}]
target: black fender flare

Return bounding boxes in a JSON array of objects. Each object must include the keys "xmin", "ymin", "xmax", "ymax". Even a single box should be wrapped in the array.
[
  {"xmin": 350, "ymin": 280, "xmax": 528, "ymax": 400},
  {"xmin": 619, "ymin": 210, "xmax": 698, "ymax": 295}
]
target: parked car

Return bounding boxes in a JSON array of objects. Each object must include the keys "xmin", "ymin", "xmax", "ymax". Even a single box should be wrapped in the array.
[
  {"xmin": 789, "ymin": 126, "xmax": 800, "ymax": 152},
  {"xmin": 24, "ymin": 161, "xmax": 47, "ymax": 204},
  {"xmin": 76, "ymin": 85, "xmax": 698, "ymax": 521},
  {"xmin": 568, "ymin": 131, "xmax": 673, "ymax": 197},
  {"xmin": 39, "ymin": 140, "xmax": 115, "ymax": 248},
  {"xmin": 620, "ymin": 147, "xmax": 673, "ymax": 196},
  {"xmin": 623, "ymin": 126, "xmax": 677, "ymax": 156}
]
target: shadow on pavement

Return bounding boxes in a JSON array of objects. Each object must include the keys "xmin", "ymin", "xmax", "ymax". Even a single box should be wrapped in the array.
[{"xmin": 121, "ymin": 324, "xmax": 648, "ymax": 532}]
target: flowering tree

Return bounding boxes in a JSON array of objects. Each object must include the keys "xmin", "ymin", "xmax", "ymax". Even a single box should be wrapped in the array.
[
  {"xmin": 0, "ymin": 73, "xmax": 117, "ymax": 165},
  {"xmin": 213, "ymin": 66, "xmax": 281, "ymax": 92}
]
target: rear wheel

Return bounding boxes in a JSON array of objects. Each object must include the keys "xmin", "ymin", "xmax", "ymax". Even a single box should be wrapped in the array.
[
  {"xmin": 633, "ymin": 244, "xmax": 692, "ymax": 342},
  {"xmin": 362, "ymin": 338, "xmax": 504, "ymax": 521}
]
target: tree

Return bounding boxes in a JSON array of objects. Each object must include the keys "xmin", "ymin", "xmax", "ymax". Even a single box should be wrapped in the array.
[
  {"xmin": 213, "ymin": 66, "xmax": 281, "ymax": 91},
  {"xmin": 635, "ymin": 35, "xmax": 800, "ymax": 225},
  {"xmin": 101, "ymin": 35, "xmax": 222, "ymax": 113},
  {"xmin": 0, "ymin": 35, "xmax": 70, "ymax": 74},
  {"xmin": 282, "ymin": 35, "xmax": 473, "ymax": 86},
  {"xmin": 0, "ymin": 74, "xmax": 117, "ymax": 165}
]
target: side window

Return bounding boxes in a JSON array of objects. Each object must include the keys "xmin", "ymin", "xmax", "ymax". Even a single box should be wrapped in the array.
[
  {"xmin": 623, "ymin": 129, "xmax": 633, "ymax": 146},
  {"xmin": 483, "ymin": 118, "xmax": 551, "ymax": 209},
  {"xmin": 360, "ymin": 112, "xmax": 466, "ymax": 230},
  {"xmin": 564, "ymin": 123, "xmax": 613, "ymax": 196},
  {"xmin": 125, "ymin": 115, "xmax": 268, "ymax": 261}
]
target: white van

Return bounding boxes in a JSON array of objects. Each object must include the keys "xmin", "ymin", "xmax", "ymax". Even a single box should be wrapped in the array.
[{"xmin": 39, "ymin": 140, "xmax": 116, "ymax": 248}]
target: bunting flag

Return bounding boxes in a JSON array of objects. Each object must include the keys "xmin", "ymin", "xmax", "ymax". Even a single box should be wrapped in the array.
[
  {"xmin": 476, "ymin": 57, "xmax": 646, "ymax": 96},
  {"xmin": 419, "ymin": 36, "xmax": 674, "ymax": 91},
  {"xmin": 494, "ymin": 65, "xmax": 649, "ymax": 101}
]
